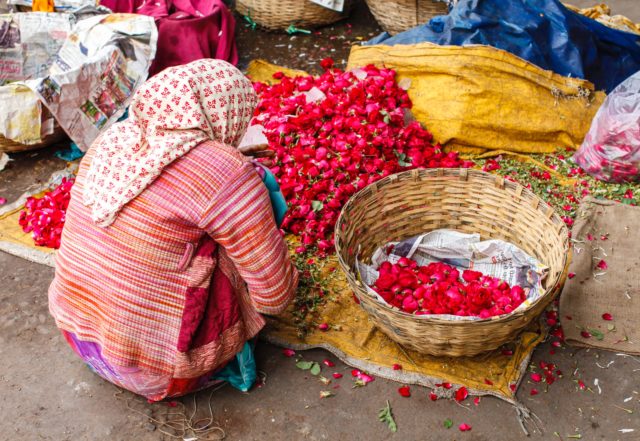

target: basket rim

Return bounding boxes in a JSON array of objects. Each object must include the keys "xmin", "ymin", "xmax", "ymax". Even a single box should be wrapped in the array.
[{"xmin": 334, "ymin": 167, "xmax": 571, "ymax": 325}]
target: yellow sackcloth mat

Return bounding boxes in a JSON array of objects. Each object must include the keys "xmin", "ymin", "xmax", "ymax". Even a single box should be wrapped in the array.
[
  {"xmin": 0, "ymin": 192, "xmax": 56, "ymax": 266},
  {"xmin": 347, "ymin": 43, "xmax": 605, "ymax": 155}
]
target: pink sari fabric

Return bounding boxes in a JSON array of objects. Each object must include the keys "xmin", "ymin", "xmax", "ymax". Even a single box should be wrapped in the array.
[{"xmin": 100, "ymin": 0, "xmax": 238, "ymax": 76}]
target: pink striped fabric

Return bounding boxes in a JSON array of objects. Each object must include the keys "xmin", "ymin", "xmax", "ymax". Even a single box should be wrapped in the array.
[{"xmin": 48, "ymin": 140, "xmax": 298, "ymax": 399}]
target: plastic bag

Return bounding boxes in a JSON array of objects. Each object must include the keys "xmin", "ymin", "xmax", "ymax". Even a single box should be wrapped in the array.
[{"xmin": 574, "ymin": 71, "xmax": 640, "ymax": 182}]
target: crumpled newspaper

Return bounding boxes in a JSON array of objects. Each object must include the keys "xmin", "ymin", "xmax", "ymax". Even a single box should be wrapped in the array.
[{"xmin": 357, "ymin": 229, "xmax": 548, "ymax": 320}]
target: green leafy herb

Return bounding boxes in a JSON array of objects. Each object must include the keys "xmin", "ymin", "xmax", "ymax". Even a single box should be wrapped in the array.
[
  {"xmin": 378, "ymin": 400, "xmax": 397, "ymax": 433},
  {"xmin": 310, "ymin": 363, "xmax": 321, "ymax": 376},
  {"xmin": 589, "ymin": 329, "xmax": 605, "ymax": 341},
  {"xmin": 296, "ymin": 360, "xmax": 322, "ymax": 375},
  {"xmin": 296, "ymin": 360, "xmax": 314, "ymax": 370},
  {"xmin": 443, "ymin": 418, "xmax": 453, "ymax": 429}
]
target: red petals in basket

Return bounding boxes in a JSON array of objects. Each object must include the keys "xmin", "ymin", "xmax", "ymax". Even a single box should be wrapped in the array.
[{"xmin": 372, "ymin": 258, "xmax": 526, "ymax": 318}]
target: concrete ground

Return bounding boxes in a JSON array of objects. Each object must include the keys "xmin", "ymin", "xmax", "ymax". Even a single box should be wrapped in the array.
[{"xmin": 1, "ymin": 1, "xmax": 639, "ymax": 440}]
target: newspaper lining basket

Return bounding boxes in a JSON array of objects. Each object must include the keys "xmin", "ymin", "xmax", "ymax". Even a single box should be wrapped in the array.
[
  {"xmin": 236, "ymin": 0, "xmax": 354, "ymax": 31},
  {"xmin": 334, "ymin": 168, "xmax": 571, "ymax": 357},
  {"xmin": 364, "ymin": 0, "xmax": 449, "ymax": 35}
]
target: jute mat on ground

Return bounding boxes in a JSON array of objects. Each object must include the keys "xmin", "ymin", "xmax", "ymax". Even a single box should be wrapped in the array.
[{"xmin": 560, "ymin": 197, "xmax": 639, "ymax": 355}]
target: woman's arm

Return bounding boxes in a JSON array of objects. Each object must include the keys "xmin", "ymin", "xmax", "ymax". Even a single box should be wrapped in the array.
[{"xmin": 199, "ymin": 162, "xmax": 298, "ymax": 315}]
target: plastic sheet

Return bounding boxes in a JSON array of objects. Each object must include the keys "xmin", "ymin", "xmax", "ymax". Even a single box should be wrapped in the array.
[
  {"xmin": 367, "ymin": 0, "xmax": 640, "ymax": 93},
  {"xmin": 574, "ymin": 71, "xmax": 640, "ymax": 182}
]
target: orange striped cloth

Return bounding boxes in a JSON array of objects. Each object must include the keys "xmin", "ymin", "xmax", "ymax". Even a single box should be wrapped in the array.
[{"xmin": 49, "ymin": 140, "xmax": 298, "ymax": 399}]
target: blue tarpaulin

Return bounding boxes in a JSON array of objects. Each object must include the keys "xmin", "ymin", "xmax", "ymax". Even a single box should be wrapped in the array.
[{"xmin": 367, "ymin": 0, "xmax": 640, "ymax": 93}]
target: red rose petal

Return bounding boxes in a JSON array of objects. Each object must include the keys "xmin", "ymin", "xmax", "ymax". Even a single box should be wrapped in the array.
[
  {"xmin": 602, "ymin": 313, "xmax": 613, "ymax": 321},
  {"xmin": 398, "ymin": 386, "xmax": 411, "ymax": 397},
  {"xmin": 580, "ymin": 330, "xmax": 591, "ymax": 338},
  {"xmin": 323, "ymin": 359, "xmax": 335, "ymax": 367},
  {"xmin": 282, "ymin": 349, "xmax": 296, "ymax": 357},
  {"xmin": 429, "ymin": 392, "xmax": 438, "ymax": 401},
  {"xmin": 332, "ymin": 372, "xmax": 343, "ymax": 379},
  {"xmin": 0, "ymin": 197, "xmax": 6, "ymax": 205},
  {"xmin": 530, "ymin": 388, "xmax": 539, "ymax": 396},
  {"xmin": 351, "ymin": 369, "xmax": 360, "ymax": 377},
  {"xmin": 509, "ymin": 383, "xmax": 516, "ymax": 392},
  {"xmin": 596, "ymin": 260, "xmax": 608, "ymax": 270},
  {"xmin": 459, "ymin": 423, "xmax": 472, "ymax": 432},
  {"xmin": 484, "ymin": 378, "xmax": 494, "ymax": 386},
  {"xmin": 455, "ymin": 386, "xmax": 468, "ymax": 402},
  {"xmin": 578, "ymin": 379, "xmax": 586, "ymax": 390},
  {"xmin": 473, "ymin": 397, "xmax": 480, "ymax": 406},
  {"xmin": 392, "ymin": 363, "xmax": 402, "ymax": 370},
  {"xmin": 318, "ymin": 323, "xmax": 329, "ymax": 331},
  {"xmin": 568, "ymin": 272, "xmax": 576, "ymax": 279},
  {"xmin": 530, "ymin": 373, "xmax": 542, "ymax": 383}
]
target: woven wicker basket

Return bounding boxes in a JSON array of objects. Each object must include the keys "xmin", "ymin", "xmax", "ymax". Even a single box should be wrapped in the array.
[
  {"xmin": 0, "ymin": 126, "xmax": 67, "ymax": 154},
  {"xmin": 236, "ymin": 0, "xmax": 354, "ymax": 31},
  {"xmin": 365, "ymin": 0, "xmax": 449, "ymax": 35},
  {"xmin": 335, "ymin": 168, "xmax": 571, "ymax": 357}
]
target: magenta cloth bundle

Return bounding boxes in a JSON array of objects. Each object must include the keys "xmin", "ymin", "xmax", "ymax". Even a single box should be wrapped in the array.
[{"xmin": 100, "ymin": 0, "xmax": 239, "ymax": 76}]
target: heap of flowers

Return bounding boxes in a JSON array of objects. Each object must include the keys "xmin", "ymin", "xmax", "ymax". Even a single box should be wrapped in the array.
[
  {"xmin": 18, "ymin": 178, "xmax": 74, "ymax": 249},
  {"xmin": 253, "ymin": 59, "xmax": 468, "ymax": 255},
  {"xmin": 372, "ymin": 257, "xmax": 526, "ymax": 318}
]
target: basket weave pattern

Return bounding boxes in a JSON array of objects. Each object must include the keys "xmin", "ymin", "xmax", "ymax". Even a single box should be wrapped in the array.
[
  {"xmin": 236, "ymin": 0, "xmax": 354, "ymax": 31},
  {"xmin": 0, "ymin": 127, "xmax": 67, "ymax": 154},
  {"xmin": 364, "ymin": 0, "xmax": 448, "ymax": 35},
  {"xmin": 335, "ymin": 168, "xmax": 570, "ymax": 357}
]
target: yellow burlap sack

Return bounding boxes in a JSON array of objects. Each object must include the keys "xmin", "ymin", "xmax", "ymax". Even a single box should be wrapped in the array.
[{"xmin": 347, "ymin": 43, "xmax": 606, "ymax": 154}]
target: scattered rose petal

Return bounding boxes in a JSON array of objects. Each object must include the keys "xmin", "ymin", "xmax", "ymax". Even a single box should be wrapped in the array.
[
  {"xmin": 429, "ymin": 392, "xmax": 438, "ymax": 401},
  {"xmin": 530, "ymin": 388, "xmax": 539, "ymax": 396},
  {"xmin": 473, "ymin": 397, "xmax": 480, "ymax": 406},
  {"xmin": 509, "ymin": 383, "xmax": 516, "ymax": 392},
  {"xmin": 398, "ymin": 386, "xmax": 411, "ymax": 397},
  {"xmin": 459, "ymin": 423, "xmax": 472, "ymax": 432},
  {"xmin": 351, "ymin": 369, "xmax": 360, "ymax": 377},
  {"xmin": 167, "ymin": 401, "xmax": 178, "ymax": 408},
  {"xmin": 586, "ymin": 233, "xmax": 594, "ymax": 241},
  {"xmin": 578, "ymin": 380, "xmax": 586, "ymax": 390},
  {"xmin": 318, "ymin": 323, "xmax": 329, "ymax": 331},
  {"xmin": 502, "ymin": 349, "xmax": 514, "ymax": 356},
  {"xmin": 602, "ymin": 313, "xmax": 613, "ymax": 321},
  {"xmin": 282, "ymin": 349, "xmax": 296, "ymax": 357},
  {"xmin": 0, "ymin": 197, "xmax": 6, "ymax": 205},
  {"xmin": 455, "ymin": 387, "xmax": 468, "ymax": 402},
  {"xmin": 568, "ymin": 272, "xmax": 576, "ymax": 279},
  {"xmin": 392, "ymin": 364, "xmax": 402, "ymax": 370},
  {"xmin": 484, "ymin": 378, "xmax": 494, "ymax": 386},
  {"xmin": 596, "ymin": 260, "xmax": 608, "ymax": 270},
  {"xmin": 323, "ymin": 359, "xmax": 335, "ymax": 367},
  {"xmin": 530, "ymin": 373, "xmax": 542, "ymax": 383},
  {"xmin": 332, "ymin": 372, "xmax": 343, "ymax": 379},
  {"xmin": 581, "ymin": 330, "xmax": 592, "ymax": 339}
]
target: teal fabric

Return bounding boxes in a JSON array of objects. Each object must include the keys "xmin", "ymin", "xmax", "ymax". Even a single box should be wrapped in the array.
[
  {"xmin": 213, "ymin": 341, "xmax": 256, "ymax": 392},
  {"xmin": 261, "ymin": 167, "xmax": 287, "ymax": 228}
]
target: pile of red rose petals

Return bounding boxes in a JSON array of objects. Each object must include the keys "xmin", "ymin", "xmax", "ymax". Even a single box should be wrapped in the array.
[
  {"xmin": 18, "ymin": 178, "xmax": 74, "ymax": 249},
  {"xmin": 372, "ymin": 257, "xmax": 526, "ymax": 318},
  {"xmin": 253, "ymin": 59, "xmax": 469, "ymax": 255}
]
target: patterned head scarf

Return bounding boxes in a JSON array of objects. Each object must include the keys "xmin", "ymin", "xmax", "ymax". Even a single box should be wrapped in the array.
[{"xmin": 83, "ymin": 59, "xmax": 258, "ymax": 227}]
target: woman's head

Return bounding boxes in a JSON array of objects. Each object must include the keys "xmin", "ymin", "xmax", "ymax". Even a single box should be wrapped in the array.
[
  {"xmin": 85, "ymin": 59, "xmax": 260, "ymax": 227},
  {"xmin": 130, "ymin": 59, "xmax": 258, "ymax": 147}
]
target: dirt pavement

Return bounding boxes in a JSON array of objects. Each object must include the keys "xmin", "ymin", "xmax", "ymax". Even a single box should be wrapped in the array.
[{"xmin": 1, "ymin": 1, "xmax": 639, "ymax": 440}]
